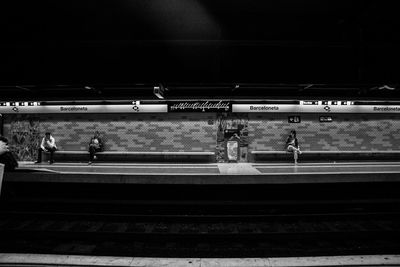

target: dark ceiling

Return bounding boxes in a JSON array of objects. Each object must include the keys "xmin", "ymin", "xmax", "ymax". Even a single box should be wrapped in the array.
[{"xmin": 1, "ymin": 0, "xmax": 400, "ymax": 100}]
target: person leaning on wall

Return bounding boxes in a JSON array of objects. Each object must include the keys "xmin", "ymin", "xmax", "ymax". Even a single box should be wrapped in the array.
[
  {"xmin": 88, "ymin": 131, "xmax": 103, "ymax": 165},
  {"xmin": 35, "ymin": 132, "xmax": 57, "ymax": 164},
  {"xmin": 0, "ymin": 136, "xmax": 19, "ymax": 171},
  {"xmin": 285, "ymin": 130, "xmax": 302, "ymax": 165}
]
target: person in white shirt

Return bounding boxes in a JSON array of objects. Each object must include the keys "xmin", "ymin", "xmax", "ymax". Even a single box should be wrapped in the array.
[{"xmin": 35, "ymin": 132, "xmax": 57, "ymax": 164}]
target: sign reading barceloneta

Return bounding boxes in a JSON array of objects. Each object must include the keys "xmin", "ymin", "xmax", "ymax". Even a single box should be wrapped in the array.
[
  {"xmin": 2, "ymin": 100, "xmax": 400, "ymax": 113},
  {"xmin": 0, "ymin": 102, "xmax": 167, "ymax": 113}
]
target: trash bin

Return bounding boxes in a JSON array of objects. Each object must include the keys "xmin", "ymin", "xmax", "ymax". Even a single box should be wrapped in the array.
[{"xmin": 225, "ymin": 136, "xmax": 240, "ymax": 162}]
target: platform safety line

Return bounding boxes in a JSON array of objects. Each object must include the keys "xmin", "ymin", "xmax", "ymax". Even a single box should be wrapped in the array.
[
  {"xmin": 253, "ymin": 161, "xmax": 400, "ymax": 166},
  {"xmin": 23, "ymin": 169, "xmax": 400, "ymax": 176},
  {"xmin": 250, "ymin": 170, "xmax": 400, "ymax": 176},
  {"xmin": 20, "ymin": 161, "xmax": 218, "ymax": 167},
  {"xmin": 0, "ymin": 253, "xmax": 400, "ymax": 267},
  {"xmin": 23, "ymin": 168, "xmax": 61, "ymax": 173},
  {"xmin": 97, "ymin": 162, "xmax": 218, "ymax": 167},
  {"xmin": 41, "ymin": 171, "xmax": 220, "ymax": 176},
  {"xmin": 254, "ymin": 164, "xmax": 400, "ymax": 169},
  {"xmin": 20, "ymin": 165, "xmax": 218, "ymax": 169}
]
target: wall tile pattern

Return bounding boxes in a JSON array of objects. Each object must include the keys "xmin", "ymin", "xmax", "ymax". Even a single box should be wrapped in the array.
[
  {"xmin": 248, "ymin": 113, "xmax": 400, "ymax": 151},
  {"xmin": 4, "ymin": 113, "xmax": 217, "ymax": 152},
  {"xmin": 4, "ymin": 113, "xmax": 400, "ymax": 160}
]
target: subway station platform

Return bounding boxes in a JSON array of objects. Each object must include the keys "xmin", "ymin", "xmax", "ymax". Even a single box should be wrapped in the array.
[
  {"xmin": 0, "ymin": 253, "xmax": 399, "ymax": 267},
  {"xmin": 4, "ymin": 161, "xmax": 400, "ymax": 184}
]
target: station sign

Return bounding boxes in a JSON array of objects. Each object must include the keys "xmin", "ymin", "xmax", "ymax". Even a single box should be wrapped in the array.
[
  {"xmin": 232, "ymin": 101, "xmax": 400, "ymax": 113},
  {"xmin": 288, "ymin": 116, "xmax": 301, "ymax": 123},
  {"xmin": 2, "ymin": 100, "xmax": 400, "ymax": 114},
  {"xmin": 168, "ymin": 101, "xmax": 231, "ymax": 112},
  {"xmin": 320, "ymin": 116, "xmax": 333, "ymax": 122},
  {"xmin": 0, "ymin": 102, "xmax": 167, "ymax": 114}
]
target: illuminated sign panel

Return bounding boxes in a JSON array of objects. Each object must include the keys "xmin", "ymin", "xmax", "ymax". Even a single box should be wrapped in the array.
[
  {"xmin": 0, "ymin": 103, "xmax": 167, "ymax": 113},
  {"xmin": 232, "ymin": 104, "xmax": 400, "ymax": 113},
  {"xmin": 2, "ymin": 100, "xmax": 400, "ymax": 114},
  {"xmin": 302, "ymin": 101, "xmax": 319, "ymax": 105},
  {"xmin": 320, "ymin": 116, "xmax": 333, "ymax": 122},
  {"xmin": 373, "ymin": 106, "xmax": 400, "ymax": 112},
  {"xmin": 168, "ymin": 101, "xmax": 231, "ymax": 112},
  {"xmin": 288, "ymin": 116, "xmax": 301, "ymax": 123}
]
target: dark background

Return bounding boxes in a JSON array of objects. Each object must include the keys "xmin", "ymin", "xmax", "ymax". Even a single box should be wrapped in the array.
[{"xmin": 1, "ymin": 0, "xmax": 400, "ymax": 99}]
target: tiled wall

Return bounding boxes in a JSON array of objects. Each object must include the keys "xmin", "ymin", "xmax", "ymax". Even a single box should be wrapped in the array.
[
  {"xmin": 3, "ymin": 113, "xmax": 400, "ymax": 161},
  {"xmin": 4, "ymin": 113, "xmax": 217, "ymax": 152},
  {"xmin": 249, "ymin": 113, "xmax": 400, "ymax": 151}
]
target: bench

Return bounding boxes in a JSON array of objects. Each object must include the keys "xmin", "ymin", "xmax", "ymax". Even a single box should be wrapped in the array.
[
  {"xmin": 251, "ymin": 150, "xmax": 400, "ymax": 162},
  {"xmin": 48, "ymin": 151, "xmax": 216, "ymax": 163}
]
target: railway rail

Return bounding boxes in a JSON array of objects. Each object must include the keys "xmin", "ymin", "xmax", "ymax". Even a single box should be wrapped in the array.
[{"xmin": 1, "ymin": 197, "xmax": 399, "ymax": 257}]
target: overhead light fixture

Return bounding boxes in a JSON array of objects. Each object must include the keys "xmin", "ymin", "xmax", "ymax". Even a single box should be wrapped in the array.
[
  {"xmin": 370, "ymin": 85, "xmax": 396, "ymax": 91},
  {"xmin": 153, "ymin": 84, "xmax": 165, "ymax": 99},
  {"xmin": 378, "ymin": 85, "xmax": 395, "ymax": 90},
  {"xmin": 231, "ymin": 84, "xmax": 240, "ymax": 92},
  {"xmin": 15, "ymin": 85, "xmax": 32, "ymax": 92},
  {"xmin": 298, "ymin": 84, "xmax": 314, "ymax": 92},
  {"xmin": 84, "ymin": 86, "xmax": 102, "ymax": 94}
]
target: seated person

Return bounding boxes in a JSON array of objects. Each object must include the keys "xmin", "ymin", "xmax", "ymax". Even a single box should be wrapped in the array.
[
  {"xmin": 88, "ymin": 131, "xmax": 103, "ymax": 164},
  {"xmin": 0, "ymin": 136, "xmax": 19, "ymax": 171},
  {"xmin": 36, "ymin": 132, "xmax": 57, "ymax": 164},
  {"xmin": 0, "ymin": 137, "xmax": 7, "ymax": 156},
  {"xmin": 285, "ymin": 130, "xmax": 302, "ymax": 165}
]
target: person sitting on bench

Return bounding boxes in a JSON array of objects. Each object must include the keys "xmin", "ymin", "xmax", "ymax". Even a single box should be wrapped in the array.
[
  {"xmin": 36, "ymin": 132, "xmax": 57, "ymax": 164},
  {"xmin": 88, "ymin": 131, "xmax": 103, "ymax": 165},
  {"xmin": 285, "ymin": 130, "xmax": 302, "ymax": 165}
]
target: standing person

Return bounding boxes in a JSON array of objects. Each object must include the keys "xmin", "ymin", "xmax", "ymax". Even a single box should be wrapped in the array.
[
  {"xmin": 36, "ymin": 132, "xmax": 57, "ymax": 164},
  {"xmin": 0, "ymin": 136, "xmax": 18, "ymax": 171},
  {"xmin": 285, "ymin": 130, "xmax": 302, "ymax": 165},
  {"xmin": 88, "ymin": 131, "xmax": 103, "ymax": 165}
]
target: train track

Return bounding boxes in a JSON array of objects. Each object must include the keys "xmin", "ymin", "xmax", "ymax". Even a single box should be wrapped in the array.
[
  {"xmin": 1, "ymin": 198, "xmax": 400, "ymax": 257},
  {"xmin": 0, "ymin": 180, "xmax": 399, "ymax": 256}
]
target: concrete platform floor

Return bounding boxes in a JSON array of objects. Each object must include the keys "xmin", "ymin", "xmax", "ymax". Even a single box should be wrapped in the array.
[
  {"xmin": 4, "ymin": 161, "xmax": 400, "ymax": 184},
  {"xmin": 0, "ymin": 253, "xmax": 399, "ymax": 267},
  {"xmin": 17, "ymin": 161, "xmax": 400, "ymax": 176}
]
